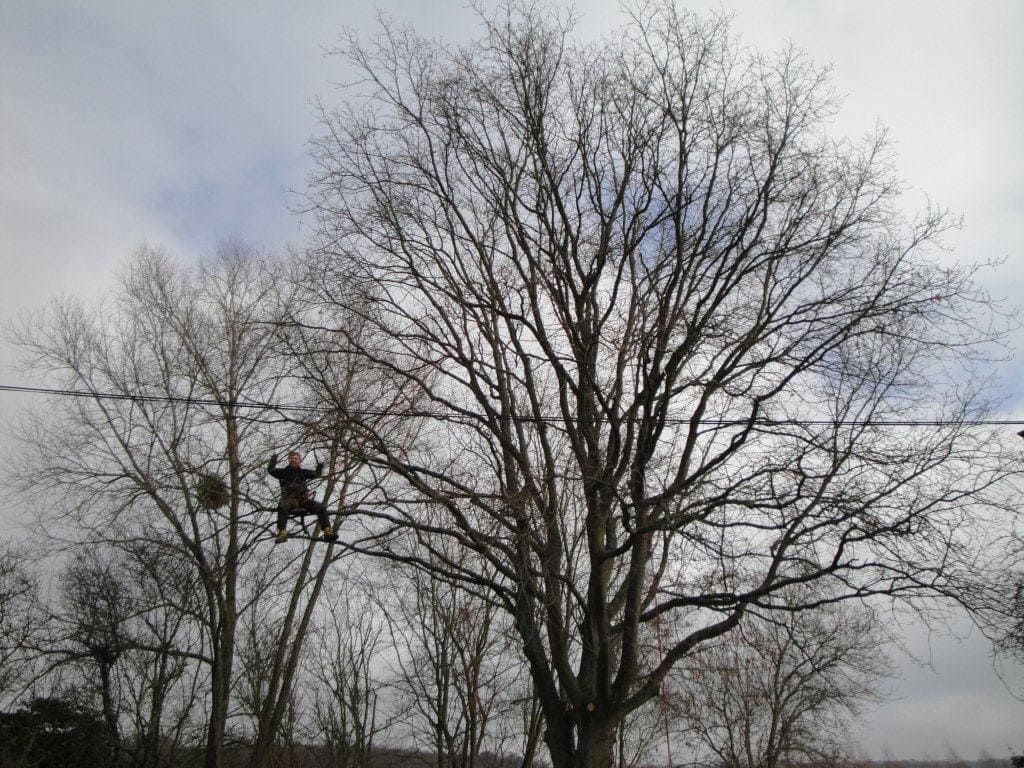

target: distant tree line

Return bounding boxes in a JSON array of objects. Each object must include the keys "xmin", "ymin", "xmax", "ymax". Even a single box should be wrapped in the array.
[{"xmin": 0, "ymin": 515, "xmax": 894, "ymax": 768}]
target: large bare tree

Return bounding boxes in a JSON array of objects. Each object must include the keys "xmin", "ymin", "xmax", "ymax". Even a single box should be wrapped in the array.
[
  {"xmin": 11, "ymin": 243, "xmax": 298, "ymax": 768},
  {"xmin": 304, "ymin": 4, "xmax": 1017, "ymax": 766},
  {"xmin": 238, "ymin": 250, "xmax": 411, "ymax": 768}
]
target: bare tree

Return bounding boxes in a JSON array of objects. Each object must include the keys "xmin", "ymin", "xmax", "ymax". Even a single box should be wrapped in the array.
[
  {"xmin": 983, "ymin": 530, "xmax": 1024, "ymax": 673},
  {"xmin": 383, "ymin": 552, "xmax": 509, "ymax": 768},
  {"xmin": 303, "ymin": 4, "xmax": 1018, "ymax": 766},
  {"xmin": 58, "ymin": 551, "xmax": 132, "ymax": 763},
  {"xmin": 0, "ymin": 541, "xmax": 43, "ymax": 704},
  {"xmin": 45, "ymin": 547, "xmax": 206, "ymax": 768},
  {"xmin": 303, "ymin": 576, "xmax": 394, "ymax": 768},
  {"xmin": 241, "ymin": 252, "xmax": 409, "ymax": 768},
  {"xmin": 10, "ymin": 243, "xmax": 299, "ymax": 768},
  {"xmin": 670, "ymin": 592, "xmax": 892, "ymax": 768},
  {"xmin": 10, "ymin": 242, "xmax": 407, "ymax": 768},
  {"xmin": 482, "ymin": 674, "xmax": 545, "ymax": 768},
  {"xmin": 1001, "ymin": 579, "xmax": 1024, "ymax": 661},
  {"xmin": 612, "ymin": 693, "xmax": 670, "ymax": 768},
  {"xmin": 117, "ymin": 540, "xmax": 207, "ymax": 768}
]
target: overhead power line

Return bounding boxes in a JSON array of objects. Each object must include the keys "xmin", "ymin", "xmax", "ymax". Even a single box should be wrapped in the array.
[
  {"xmin": 0, "ymin": 383, "xmax": 320, "ymax": 413},
  {"xmin": 2, "ymin": 382, "xmax": 1023, "ymax": 430}
]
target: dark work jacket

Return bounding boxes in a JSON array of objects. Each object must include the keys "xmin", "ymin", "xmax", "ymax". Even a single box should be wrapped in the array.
[{"xmin": 267, "ymin": 456, "xmax": 323, "ymax": 502}]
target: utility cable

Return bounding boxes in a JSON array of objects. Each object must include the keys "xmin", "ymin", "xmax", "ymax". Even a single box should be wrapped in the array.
[{"xmin": 1, "ymin": 382, "xmax": 1023, "ymax": 429}]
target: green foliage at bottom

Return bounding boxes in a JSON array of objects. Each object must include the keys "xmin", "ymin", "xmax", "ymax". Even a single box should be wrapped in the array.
[{"xmin": 0, "ymin": 695, "xmax": 114, "ymax": 768}]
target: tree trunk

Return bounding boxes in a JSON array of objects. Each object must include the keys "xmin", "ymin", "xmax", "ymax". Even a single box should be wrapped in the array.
[
  {"xmin": 543, "ymin": 716, "xmax": 618, "ymax": 768},
  {"xmin": 98, "ymin": 659, "xmax": 122, "ymax": 764},
  {"xmin": 247, "ymin": 548, "xmax": 331, "ymax": 768},
  {"xmin": 204, "ymin": 631, "xmax": 234, "ymax": 768},
  {"xmin": 248, "ymin": 449, "xmax": 347, "ymax": 768},
  {"xmin": 206, "ymin": 411, "xmax": 241, "ymax": 768},
  {"xmin": 575, "ymin": 721, "xmax": 617, "ymax": 768}
]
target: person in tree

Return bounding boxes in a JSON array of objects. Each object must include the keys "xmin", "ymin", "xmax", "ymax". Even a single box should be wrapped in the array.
[{"xmin": 267, "ymin": 451, "xmax": 338, "ymax": 543}]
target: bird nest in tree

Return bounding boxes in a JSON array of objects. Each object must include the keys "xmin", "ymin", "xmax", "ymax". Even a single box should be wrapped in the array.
[{"xmin": 195, "ymin": 473, "xmax": 230, "ymax": 510}]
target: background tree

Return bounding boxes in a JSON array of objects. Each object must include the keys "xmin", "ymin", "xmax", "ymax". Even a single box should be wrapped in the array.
[
  {"xmin": 57, "ymin": 551, "xmax": 133, "ymax": 763},
  {"xmin": 303, "ymin": 576, "xmax": 393, "ymax": 768},
  {"xmin": 305, "ymin": 4, "xmax": 1019, "ymax": 766},
  {"xmin": 984, "ymin": 530, "xmax": 1024, "ymax": 673},
  {"xmin": 11, "ymin": 243, "xmax": 299, "ymax": 768},
  {"xmin": 241, "ymin": 251, "xmax": 407, "ymax": 768},
  {"xmin": 41, "ymin": 546, "xmax": 207, "ymax": 768},
  {"xmin": 671, "ymin": 591, "xmax": 892, "ymax": 768},
  {"xmin": 7, "ymin": 538, "xmax": 205, "ymax": 768},
  {"xmin": 0, "ymin": 691, "xmax": 115, "ymax": 768},
  {"xmin": 10, "ymin": 243, "xmax": 408, "ymax": 768},
  {"xmin": 115, "ymin": 540, "xmax": 207, "ymax": 768},
  {"xmin": 0, "ymin": 542, "xmax": 42, "ymax": 705},
  {"xmin": 383, "ymin": 553, "xmax": 510, "ymax": 768}
]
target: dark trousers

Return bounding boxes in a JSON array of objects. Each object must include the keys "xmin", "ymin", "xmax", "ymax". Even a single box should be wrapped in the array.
[{"xmin": 277, "ymin": 497, "xmax": 331, "ymax": 531}]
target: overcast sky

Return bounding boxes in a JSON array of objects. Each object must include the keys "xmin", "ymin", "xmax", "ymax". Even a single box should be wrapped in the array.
[{"xmin": 2, "ymin": 0, "xmax": 1022, "ymax": 758}]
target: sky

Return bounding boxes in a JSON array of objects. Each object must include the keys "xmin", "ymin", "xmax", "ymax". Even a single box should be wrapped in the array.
[{"xmin": 2, "ymin": 0, "xmax": 1022, "ymax": 759}]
